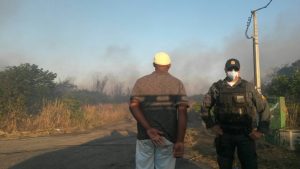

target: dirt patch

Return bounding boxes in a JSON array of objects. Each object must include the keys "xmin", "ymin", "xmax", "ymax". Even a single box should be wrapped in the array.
[{"xmin": 256, "ymin": 140, "xmax": 300, "ymax": 169}]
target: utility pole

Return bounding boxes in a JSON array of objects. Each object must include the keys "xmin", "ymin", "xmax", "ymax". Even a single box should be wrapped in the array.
[
  {"xmin": 252, "ymin": 11, "xmax": 261, "ymax": 93},
  {"xmin": 245, "ymin": 0, "xmax": 273, "ymax": 94}
]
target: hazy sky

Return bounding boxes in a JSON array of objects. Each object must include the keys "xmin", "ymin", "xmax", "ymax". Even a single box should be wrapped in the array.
[{"xmin": 0, "ymin": 0, "xmax": 299, "ymax": 94}]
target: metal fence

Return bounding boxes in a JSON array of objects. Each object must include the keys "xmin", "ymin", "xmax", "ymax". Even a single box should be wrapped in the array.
[{"xmin": 265, "ymin": 97, "xmax": 300, "ymax": 151}]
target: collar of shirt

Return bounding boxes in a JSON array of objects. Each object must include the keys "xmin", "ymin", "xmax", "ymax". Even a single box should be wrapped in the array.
[{"xmin": 152, "ymin": 71, "xmax": 170, "ymax": 75}]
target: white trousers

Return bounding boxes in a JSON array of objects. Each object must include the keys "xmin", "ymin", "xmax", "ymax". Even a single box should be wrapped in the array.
[{"xmin": 135, "ymin": 137, "xmax": 176, "ymax": 169}]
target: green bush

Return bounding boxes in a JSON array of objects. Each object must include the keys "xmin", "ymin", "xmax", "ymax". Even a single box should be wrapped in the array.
[
  {"xmin": 0, "ymin": 63, "xmax": 57, "ymax": 115},
  {"xmin": 62, "ymin": 98, "xmax": 84, "ymax": 122},
  {"xmin": 265, "ymin": 60, "xmax": 300, "ymax": 101}
]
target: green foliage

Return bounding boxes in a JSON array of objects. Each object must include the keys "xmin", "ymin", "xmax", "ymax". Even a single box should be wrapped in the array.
[
  {"xmin": 265, "ymin": 60, "xmax": 300, "ymax": 101},
  {"xmin": 188, "ymin": 95, "xmax": 204, "ymax": 113},
  {"xmin": 0, "ymin": 63, "xmax": 57, "ymax": 115},
  {"xmin": 62, "ymin": 89, "xmax": 129, "ymax": 104},
  {"xmin": 192, "ymin": 102, "xmax": 201, "ymax": 113},
  {"xmin": 62, "ymin": 98, "xmax": 84, "ymax": 122},
  {"xmin": 64, "ymin": 89, "xmax": 108, "ymax": 104},
  {"xmin": 54, "ymin": 79, "xmax": 77, "ymax": 98},
  {"xmin": 54, "ymin": 77, "xmax": 129, "ymax": 104},
  {"xmin": 0, "ymin": 62, "xmax": 129, "ymax": 118},
  {"xmin": 265, "ymin": 60, "xmax": 300, "ymax": 129}
]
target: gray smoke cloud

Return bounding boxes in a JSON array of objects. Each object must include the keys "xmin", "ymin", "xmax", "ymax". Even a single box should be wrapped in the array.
[
  {"xmin": 169, "ymin": 43, "xmax": 225, "ymax": 95},
  {"xmin": 222, "ymin": 24, "xmax": 300, "ymax": 83},
  {"xmin": 1, "ymin": 6, "xmax": 299, "ymax": 96},
  {"xmin": 0, "ymin": 1, "xmax": 24, "ymax": 69},
  {"xmin": 2, "ymin": 21, "xmax": 299, "ymax": 96},
  {"xmin": 167, "ymin": 20, "xmax": 300, "ymax": 95},
  {"xmin": 76, "ymin": 45, "xmax": 142, "ymax": 91},
  {"xmin": 0, "ymin": 52, "xmax": 36, "ymax": 70}
]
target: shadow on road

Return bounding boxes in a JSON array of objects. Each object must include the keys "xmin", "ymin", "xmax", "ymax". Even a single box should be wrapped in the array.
[{"xmin": 9, "ymin": 130, "xmax": 202, "ymax": 169}]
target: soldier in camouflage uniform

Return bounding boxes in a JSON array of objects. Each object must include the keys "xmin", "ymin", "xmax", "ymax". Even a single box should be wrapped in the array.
[{"xmin": 201, "ymin": 58, "xmax": 270, "ymax": 169}]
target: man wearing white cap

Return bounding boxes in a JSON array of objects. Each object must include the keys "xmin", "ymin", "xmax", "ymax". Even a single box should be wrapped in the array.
[{"xmin": 129, "ymin": 52, "xmax": 189, "ymax": 169}]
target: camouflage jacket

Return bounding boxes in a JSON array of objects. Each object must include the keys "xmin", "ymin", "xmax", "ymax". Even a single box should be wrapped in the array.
[{"xmin": 200, "ymin": 77, "xmax": 270, "ymax": 134}]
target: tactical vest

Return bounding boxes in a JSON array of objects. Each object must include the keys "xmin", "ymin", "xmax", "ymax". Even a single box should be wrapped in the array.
[{"xmin": 214, "ymin": 80, "xmax": 255, "ymax": 131}]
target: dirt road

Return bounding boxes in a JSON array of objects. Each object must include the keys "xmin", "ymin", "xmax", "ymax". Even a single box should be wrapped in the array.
[{"xmin": 0, "ymin": 120, "xmax": 203, "ymax": 169}]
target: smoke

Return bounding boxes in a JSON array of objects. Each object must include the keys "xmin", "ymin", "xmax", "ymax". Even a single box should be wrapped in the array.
[
  {"xmin": 0, "ymin": 52, "xmax": 36, "ymax": 69},
  {"xmin": 260, "ymin": 23, "xmax": 300, "ymax": 74},
  {"xmin": 75, "ymin": 45, "xmax": 142, "ymax": 91},
  {"xmin": 3, "ymin": 22, "xmax": 299, "ymax": 96},
  {"xmin": 97, "ymin": 45, "xmax": 142, "ymax": 87},
  {"xmin": 223, "ymin": 24, "xmax": 300, "ymax": 81},
  {"xmin": 1, "ymin": 4, "xmax": 299, "ymax": 96},
  {"xmin": 168, "ymin": 42, "xmax": 225, "ymax": 95},
  {"xmin": 0, "ymin": 1, "xmax": 24, "ymax": 69},
  {"xmin": 166, "ymin": 20, "xmax": 300, "ymax": 95}
]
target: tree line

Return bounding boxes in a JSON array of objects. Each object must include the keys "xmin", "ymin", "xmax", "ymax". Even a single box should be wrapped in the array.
[
  {"xmin": 263, "ymin": 59, "xmax": 300, "ymax": 101},
  {"xmin": 0, "ymin": 63, "xmax": 129, "ymax": 117},
  {"xmin": 0, "ymin": 59, "xmax": 299, "ymax": 118}
]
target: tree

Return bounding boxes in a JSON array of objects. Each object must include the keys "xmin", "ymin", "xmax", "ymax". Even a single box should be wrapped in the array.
[
  {"xmin": 0, "ymin": 63, "xmax": 57, "ymax": 115},
  {"xmin": 54, "ymin": 79, "xmax": 77, "ymax": 98},
  {"xmin": 94, "ymin": 76, "xmax": 108, "ymax": 94},
  {"xmin": 264, "ymin": 60, "xmax": 300, "ymax": 101}
]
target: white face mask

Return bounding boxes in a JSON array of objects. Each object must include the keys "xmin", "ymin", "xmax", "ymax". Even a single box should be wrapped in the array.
[{"xmin": 226, "ymin": 70, "xmax": 239, "ymax": 81}]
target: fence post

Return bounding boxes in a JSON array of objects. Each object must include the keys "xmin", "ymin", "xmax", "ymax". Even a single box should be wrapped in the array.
[{"xmin": 279, "ymin": 97, "xmax": 287, "ymax": 128}]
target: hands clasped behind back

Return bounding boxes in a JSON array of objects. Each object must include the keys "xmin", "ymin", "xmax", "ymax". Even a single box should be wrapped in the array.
[
  {"xmin": 249, "ymin": 129, "xmax": 263, "ymax": 140},
  {"xmin": 146, "ymin": 128, "xmax": 165, "ymax": 146}
]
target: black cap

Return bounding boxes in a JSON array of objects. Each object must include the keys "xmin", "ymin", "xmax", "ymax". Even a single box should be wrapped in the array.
[{"xmin": 225, "ymin": 58, "xmax": 240, "ymax": 71}]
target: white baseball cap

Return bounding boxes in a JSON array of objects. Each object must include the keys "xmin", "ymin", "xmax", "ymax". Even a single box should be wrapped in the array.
[{"xmin": 153, "ymin": 52, "xmax": 171, "ymax": 65}]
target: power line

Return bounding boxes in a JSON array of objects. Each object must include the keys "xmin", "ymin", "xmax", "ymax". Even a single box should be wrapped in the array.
[
  {"xmin": 245, "ymin": 0, "xmax": 273, "ymax": 39},
  {"xmin": 253, "ymin": 0, "xmax": 273, "ymax": 12}
]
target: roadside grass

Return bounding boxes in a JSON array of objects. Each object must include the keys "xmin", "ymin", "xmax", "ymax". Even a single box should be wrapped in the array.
[
  {"xmin": 0, "ymin": 100, "xmax": 131, "ymax": 138},
  {"xmin": 185, "ymin": 128, "xmax": 218, "ymax": 169}
]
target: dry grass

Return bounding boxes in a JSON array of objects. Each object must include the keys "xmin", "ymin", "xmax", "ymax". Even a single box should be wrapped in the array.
[
  {"xmin": 35, "ymin": 100, "xmax": 72, "ymax": 130},
  {"xmin": 286, "ymin": 102, "xmax": 300, "ymax": 128},
  {"xmin": 0, "ymin": 100, "xmax": 131, "ymax": 137},
  {"xmin": 185, "ymin": 128, "xmax": 218, "ymax": 169},
  {"xmin": 83, "ymin": 104, "xmax": 131, "ymax": 128},
  {"xmin": 184, "ymin": 109, "xmax": 219, "ymax": 169}
]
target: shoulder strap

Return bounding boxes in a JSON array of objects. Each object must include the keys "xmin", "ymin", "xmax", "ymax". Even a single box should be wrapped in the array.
[
  {"xmin": 212, "ymin": 80, "xmax": 223, "ymax": 98},
  {"xmin": 215, "ymin": 80, "xmax": 223, "ymax": 89}
]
